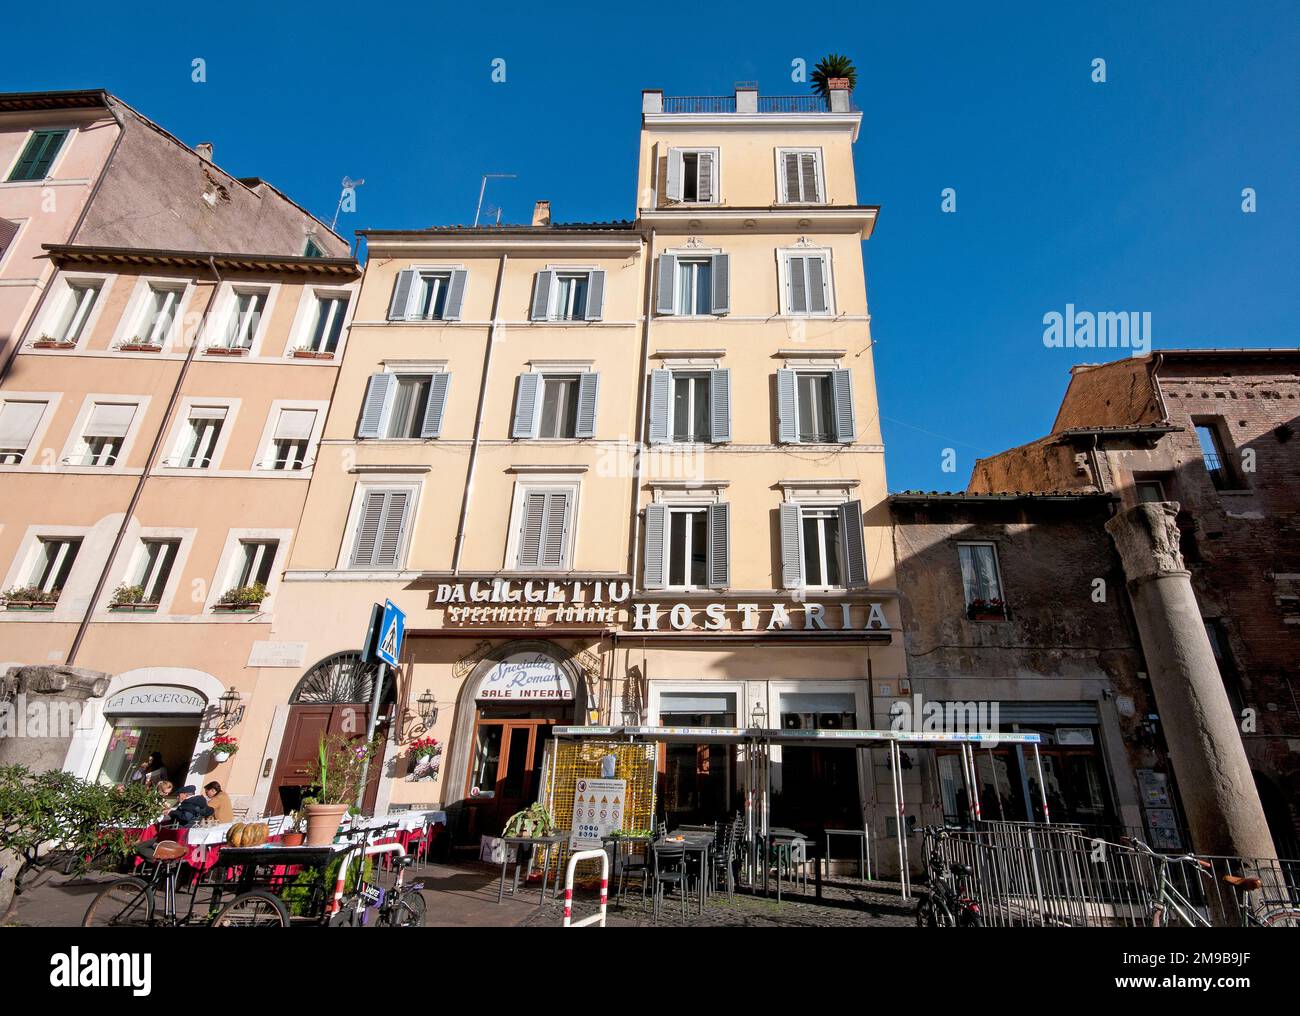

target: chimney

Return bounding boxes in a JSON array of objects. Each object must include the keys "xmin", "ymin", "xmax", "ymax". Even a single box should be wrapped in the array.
[
  {"xmin": 827, "ymin": 80, "xmax": 851, "ymax": 113},
  {"xmin": 195, "ymin": 142, "xmax": 214, "ymax": 162},
  {"xmin": 531, "ymin": 200, "xmax": 551, "ymax": 227}
]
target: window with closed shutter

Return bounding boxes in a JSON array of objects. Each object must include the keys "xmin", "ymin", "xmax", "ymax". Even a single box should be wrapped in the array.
[
  {"xmin": 785, "ymin": 253, "xmax": 830, "ymax": 314},
  {"xmin": 8, "ymin": 129, "xmax": 69, "ymax": 182},
  {"xmin": 515, "ymin": 489, "xmax": 572, "ymax": 569},
  {"xmin": 350, "ymin": 489, "xmax": 412, "ymax": 569},
  {"xmin": 780, "ymin": 150, "xmax": 823, "ymax": 203}
]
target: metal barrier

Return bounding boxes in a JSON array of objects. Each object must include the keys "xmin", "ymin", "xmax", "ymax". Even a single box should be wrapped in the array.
[
  {"xmin": 931, "ymin": 823, "xmax": 1300, "ymax": 927},
  {"xmin": 562, "ymin": 848, "xmax": 609, "ymax": 928}
]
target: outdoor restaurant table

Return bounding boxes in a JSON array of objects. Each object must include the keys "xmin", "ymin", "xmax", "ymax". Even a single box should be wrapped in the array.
[
  {"xmin": 824, "ymin": 827, "xmax": 869, "ymax": 881},
  {"xmin": 763, "ymin": 827, "xmax": 811, "ymax": 901},
  {"xmin": 496, "ymin": 833, "xmax": 566, "ymax": 906},
  {"xmin": 663, "ymin": 832, "xmax": 713, "ymax": 913}
]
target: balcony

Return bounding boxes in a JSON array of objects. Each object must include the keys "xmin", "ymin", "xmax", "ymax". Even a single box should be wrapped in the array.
[{"xmin": 648, "ymin": 85, "xmax": 858, "ymax": 116}]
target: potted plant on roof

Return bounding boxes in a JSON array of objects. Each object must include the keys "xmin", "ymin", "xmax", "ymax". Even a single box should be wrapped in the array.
[
  {"xmin": 213, "ymin": 582, "xmax": 266, "ymax": 613},
  {"xmin": 212, "ymin": 734, "xmax": 239, "ymax": 764},
  {"xmin": 1, "ymin": 586, "xmax": 60, "ymax": 611},
  {"xmin": 108, "ymin": 584, "xmax": 158, "ymax": 612},
  {"xmin": 811, "ymin": 53, "xmax": 858, "ymax": 97},
  {"xmin": 301, "ymin": 733, "xmax": 378, "ymax": 845},
  {"xmin": 967, "ymin": 597, "xmax": 1007, "ymax": 622}
]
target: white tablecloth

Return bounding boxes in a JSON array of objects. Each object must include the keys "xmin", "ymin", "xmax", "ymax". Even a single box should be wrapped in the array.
[{"xmin": 186, "ymin": 814, "xmax": 292, "ymax": 846}]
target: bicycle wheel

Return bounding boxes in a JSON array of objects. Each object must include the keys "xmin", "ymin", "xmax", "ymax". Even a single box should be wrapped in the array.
[
  {"xmin": 914, "ymin": 894, "xmax": 937, "ymax": 928},
  {"xmin": 211, "ymin": 890, "xmax": 290, "ymax": 927},
  {"xmin": 82, "ymin": 877, "xmax": 154, "ymax": 928},
  {"xmin": 384, "ymin": 890, "xmax": 426, "ymax": 927},
  {"xmin": 1258, "ymin": 907, "xmax": 1300, "ymax": 928}
]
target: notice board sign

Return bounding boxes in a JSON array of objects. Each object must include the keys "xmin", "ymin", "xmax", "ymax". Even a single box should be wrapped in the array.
[{"xmin": 570, "ymin": 777, "xmax": 627, "ymax": 850}]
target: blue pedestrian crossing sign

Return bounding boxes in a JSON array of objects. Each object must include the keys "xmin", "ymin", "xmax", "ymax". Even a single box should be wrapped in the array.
[{"xmin": 376, "ymin": 599, "xmax": 405, "ymax": 667}]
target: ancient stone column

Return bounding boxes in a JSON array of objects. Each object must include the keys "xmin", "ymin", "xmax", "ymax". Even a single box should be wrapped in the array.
[{"xmin": 1106, "ymin": 503, "xmax": 1277, "ymax": 866}]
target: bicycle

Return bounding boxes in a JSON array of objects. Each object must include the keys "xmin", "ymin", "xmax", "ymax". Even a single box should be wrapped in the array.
[
  {"xmin": 914, "ymin": 826, "xmax": 983, "ymax": 928},
  {"xmin": 1222, "ymin": 870, "xmax": 1300, "ymax": 927},
  {"xmin": 1125, "ymin": 837, "xmax": 1215, "ymax": 927},
  {"xmin": 82, "ymin": 839, "xmax": 288, "ymax": 927},
  {"xmin": 328, "ymin": 825, "xmax": 426, "ymax": 927}
]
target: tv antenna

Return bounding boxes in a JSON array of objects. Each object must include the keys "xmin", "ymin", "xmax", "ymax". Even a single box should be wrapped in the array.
[
  {"xmin": 474, "ymin": 173, "xmax": 516, "ymax": 226},
  {"xmin": 330, "ymin": 176, "xmax": 365, "ymax": 231}
]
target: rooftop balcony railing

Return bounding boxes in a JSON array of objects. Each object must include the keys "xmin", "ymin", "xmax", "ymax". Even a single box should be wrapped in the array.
[{"xmin": 658, "ymin": 94, "xmax": 858, "ymax": 114}]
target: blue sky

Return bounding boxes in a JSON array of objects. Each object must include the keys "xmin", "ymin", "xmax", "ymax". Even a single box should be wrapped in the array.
[{"xmin": 5, "ymin": 0, "xmax": 1297, "ymax": 491}]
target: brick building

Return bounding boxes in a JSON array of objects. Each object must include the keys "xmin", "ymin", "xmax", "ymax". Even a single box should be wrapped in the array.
[{"xmin": 968, "ymin": 350, "xmax": 1300, "ymax": 853}]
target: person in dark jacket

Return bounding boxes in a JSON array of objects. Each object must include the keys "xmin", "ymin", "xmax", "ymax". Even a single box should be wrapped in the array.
[{"xmin": 168, "ymin": 785, "xmax": 214, "ymax": 827}]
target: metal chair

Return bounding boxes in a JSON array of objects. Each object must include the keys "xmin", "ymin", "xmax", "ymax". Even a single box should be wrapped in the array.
[
  {"xmin": 651, "ymin": 843, "xmax": 690, "ymax": 922},
  {"xmin": 712, "ymin": 821, "xmax": 738, "ymax": 900}
]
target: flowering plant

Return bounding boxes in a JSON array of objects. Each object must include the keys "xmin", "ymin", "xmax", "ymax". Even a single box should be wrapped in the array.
[
  {"xmin": 213, "ymin": 735, "xmax": 239, "ymax": 756},
  {"xmin": 408, "ymin": 737, "xmax": 442, "ymax": 760}
]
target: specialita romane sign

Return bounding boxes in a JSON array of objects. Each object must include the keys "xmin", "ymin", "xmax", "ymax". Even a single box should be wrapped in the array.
[
  {"xmin": 434, "ymin": 579, "xmax": 889, "ymax": 633},
  {"xmin": 476, "ymin": 653, "xmax": 574, "ymax": 700}
]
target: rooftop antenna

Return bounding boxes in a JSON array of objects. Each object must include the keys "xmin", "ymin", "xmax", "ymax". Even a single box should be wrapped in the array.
[
  {"xmin": 330, "ymin": 176, "xmax": 365, "ymax": 231},
  {"xmin": 474, "ymin": 173, "xmax": 516, "ymax": 226}
]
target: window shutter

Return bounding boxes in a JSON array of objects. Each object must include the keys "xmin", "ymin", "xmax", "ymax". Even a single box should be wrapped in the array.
[
  {"xmin": 656, "ymin": 255, "xmax": 676, "ymax": 315},
  {"xmin": 787, "ymin": 256, "xmax": 808, "ymax": 313},
  {"xmin": 643, "ymin": 503, "xmax": 667, "ymax": 589},
  {"xmin": 357, "ymin": 372, "xmax": 395, "ymax": 438},
  {"xmin": 800, "ymin": 153, "xmax": 820, "ymax": 203},
  {"xmin": 575, "ymin": 372, "xmax": 600, "ymax": 438},
  {"xmin": 839, "ymin": 499, "xmax": 867, "ymax": 587},
  {"xmin": 442, "ymin": 269, "xmax": 467, "ymax": 321},
  {"xmin": 707, "ymin": 502, "xmax": 730, "ymax": 588},
  {"xmin": 776, "ymin": 369, "xmax": 799, "ymax": 443},
  {"xmin": 666, "ymin": 150, "xmax": 683, "ymax": 201},
  {"xmin": 420, "ymin": 373, "xmax": 451, "ymax": 438},
  {"xmin": 0, "ymin": 219, "xmax": 17, "ymax": 261},
  {"xmin": 517, "ymin": 491, "xmax": 547, "ymax": 567},
  {"xmin": 0, "ymin": 401, "xmax": 44, "ymax": 449},
  {"xmin": 648, "ymin": 369, "xmax": 672, "ymax": 444},
  {"xmin": 831, "ymin": 368, "xmax": 856, "ymax": 442},
  {"xmin": 540, "ymin": 491, "xmax": 571, "ymax": 568},
  {"xmin": 709, "ymin": 368, "xmax": 731, "ymax": 443},
  {"xmin": 807, "ymin": 256, "xmax": 828, "ymax": 313},
  {"xmin": 373, "ymin": 491, "xmax": 411, "ymax": 568},
  {"xmin": 86, "ymin": 403, "xmax": 135, "ymax": 438},
  {"xmin": 697, "ymin": 152, "xmax": 714, "ymax": 202},
  {"xmin": 511, "ymin": 373, "xmax": 540, "ymax": 438},
  {"xmin": 387, "ymin": 270, "xmax": 414, "ymax": 320},
  {"xmin": 529, "ymin": 271, "xmax": 554, "ymax": 321},
  {"xmin": 351, "ymin": 491, "xmax": 385, "ymax": 566},
  {"xmin": 783, "ymin": 153, "xmax": 801, "ymax": 202},
  {"xmin": 779, "ymin": 502, "xmax": 804, "ymax": 588},
  {"xmin": 584, "ymin": 270, "xmax": 605, "ymax": 321},
  {"xmin": 710, "ymin": 253, "xmax": 730, "ymax": 314},
  {"xmin": 274, "ymin": 408, "xmax": 316, "ymax": 441}
]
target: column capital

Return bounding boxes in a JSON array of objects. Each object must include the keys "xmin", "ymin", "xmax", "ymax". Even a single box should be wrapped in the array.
[{"xmin": 1105, "ymin": 502, "xmax": 1185, "ymax": 582}]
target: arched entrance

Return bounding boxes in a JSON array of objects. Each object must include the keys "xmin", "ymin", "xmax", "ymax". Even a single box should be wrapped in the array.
[
  {"xmin": 447, "ymin": 641, "xmax": 584, "ymax": 840},
  {"xmin": 264, "ymin": 652, "xmax": 393, "ymax": 815}
]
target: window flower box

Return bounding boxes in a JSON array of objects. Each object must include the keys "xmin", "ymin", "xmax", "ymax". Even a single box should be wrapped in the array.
[
  {"xmin": 966, "ymin": 598, "xmax": 1007, "ymax": 622},
  {"xmin": 108, "ymin": 584, "xmax": 158, "ymax": 612},
  {"xmin": 203, "ymin": 346, "xmax": 248, "ymax": 356},
  {"xmin": 2, "ymin": 586, "xmax": 60, "ymax": 610},
  {"xmin": 214, "ymin": 582, "xmax": 266, "ymax": 613},
  {"xmin": 109, "ymin": 602, "xmax": 159, "ymax": 613},
  {"xmin": 32, "ymin": 335, "xmax": 76, "ymax": 350},
  {"xmin": 117, "ymin": 339, "xmax": 162, "ymax": 353},
  {"xmin": 291, "ymin": 348, "xmax": 334, "ymax": 360}
]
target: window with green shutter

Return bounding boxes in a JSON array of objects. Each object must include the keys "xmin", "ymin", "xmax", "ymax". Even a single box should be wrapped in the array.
[{"xmin": 8, "ymin": 130, "xmax": 70, "ymax": 182}]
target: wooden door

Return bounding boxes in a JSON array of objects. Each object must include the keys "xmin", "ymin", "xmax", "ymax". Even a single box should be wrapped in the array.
[{"xmin": 265, "ymin": 703, "xmax": 387, "ymax": 815}]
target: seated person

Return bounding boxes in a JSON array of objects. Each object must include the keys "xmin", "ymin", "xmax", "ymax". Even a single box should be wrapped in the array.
[
  {"xmin": 167, "ymin": 785, "xmax": 215, "ymax": 827},
  {"xmin": 203, "ymin": 781, "xmax": 234, "ymax": 823}
]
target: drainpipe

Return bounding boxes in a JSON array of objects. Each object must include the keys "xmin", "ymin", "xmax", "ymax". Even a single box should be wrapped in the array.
[
  {"xmin": 66, "ymin": 255, "xmax": 223, "ymax": 665},
  {"xmin": 627, "ymin": 229, "xmax": 657, "ymax": 592},
  {"xmin": 0, "ymin": 95, "xmax": 127, "ymax": 385},
  {"xmin": 451, "ymin": 252, "xmax": 508, "ymax": 575}
]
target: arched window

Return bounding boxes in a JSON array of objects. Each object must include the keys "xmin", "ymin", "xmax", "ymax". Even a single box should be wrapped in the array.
[{"xmin": 290, "ymin": 652, "xmax": 380, "ymax": 705}]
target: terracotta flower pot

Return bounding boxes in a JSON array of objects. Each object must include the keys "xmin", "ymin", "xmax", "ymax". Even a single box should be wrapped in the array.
[
  {"xmin": 304, "ymin": 803, "xmax": 349, "ymax": 846},
  {"xmin": 281, "ymin": 831, "xmax": 306, "ymax": 847}
]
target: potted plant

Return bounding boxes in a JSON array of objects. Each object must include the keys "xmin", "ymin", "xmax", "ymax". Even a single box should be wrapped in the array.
[
  {"xmin": 967, "ymin": 597, "xmax": 1007, "ymax": 621},
  {"xmin": 117, "ymin": 335, "xmax": 161, "ymax": 352},
  {"xmin": 1, "ymin": 586, "xmax": 60, "ymax": 611},
  {"xmin": 213, "ymin": 582, "xmax": 266, "ymax": 612},
  {"xmin": 301, "ymin": 734, "xmax": 378, "ymax": 845},
  {"xmin": 811, "ymin": 53, "xmax": 858, "ymax": 97},
  {"xmin": 108, "ymin": 584, "xmax": 158, "ymax": 612},
  {"xmin": 407, "ymin": 736, "xmax": 442, "ymax": 781},
  {"xmin": 281, "ymin": 809, "xmax": 306, "ymax": 847},
  {"xmin": 291, "ymin": 344, "xmax": 333, "ymax": 360},
  {"xmin": 212, "ymin": 734, "xmax": 239, "ymax": 763},
  {"xmin": 501, "ymin": 803, "xmax": 556, "ymax": 840},
  {"xmin": 31, "ymin": 333, "xmax": 76, "ymax": 349}
]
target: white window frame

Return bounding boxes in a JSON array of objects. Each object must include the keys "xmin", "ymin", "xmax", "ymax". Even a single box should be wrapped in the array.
[
  {"xmin": 60, "ymin": 395, "xmax": 150, "ymax": 471},
  {"xmin": 664, "ymin": 503, "xmax": 711, "ymax": 591},
  {"xmin": 160, "ymin": 396, "xmax": 239, "ymax": 471},
  {"xmin": 777, "ymin": 246, "xmax": 835, "ymax": 317},
  {"xmin": 253, "ymin": 399, "xmax": 329, "ymax": 472},
  {"xmin": 284, "ymin": 283, "xmax": 356, "ymax": 356},
  {"xmin": 669, "ymin": 370, "xmax": 712, "ymax": 443},
  {"xmin": 403, "ymin": 266, "xmax": 462, "ymax": 321},
  {"xmin": 35, "ymin": 272, "xmax": 113, "ymax": 348},
  {"xmin": 798, "ymin": 505, "xmax": 845, "ymax": 589},
  {"xmin": 26, "ymin": 536, "xmax": 83, "ymax": 593},
  {"xmin": 105, "ymin": 528, "xmax": 194, "ymax": 615},
  {"xmin": 2, "ymin": 524, "xmax": 91, "ymax": 614},
  {"xmin": 0, "ymin": 393, "xmax": 58, "ymax": 467},
  {"xmin": 111, "ymin": 276, "xmax": 194, "ymax": 351},
  {"xmin": 534, "ymin": 372, "xmax": 583, "ymax": 440},
  {"xmin": 774, "ymin": 147, "xmax": 827, "ymax": 204},
  {"xmin": 667, "ymin": 147, "xmax": 720, "ymax": 204},
  {"xmin": 1, "ymin": 126, "xmax": 77, "ymax": 184},
  {"xmin": 646, "ymin": 680, "xmax": 745, "ymax": 727},
  {"xmin": 205, "ymin": 528, "xmax": 293, "ymax": 611},
  {"xmin": 204, "ymin": 282, "xmax": 279, "ymax": 354},
  {"xmin": 336, "ymin": 481, "xmax": 422, "ymax": 572},
  {"xmin": 793, "ymin": 369, "xmax": 837, "ymax": 444},
  {"xmin": 504, "ymin": 479, "xmax": 581, "ymax": 572},
  {"xmin": 956, "ymin": 541, "xmax": 1006, "ymax": 607},
  {"xmin": 546, "ymin": 269, "xmax": 594, "ymax": 321}
]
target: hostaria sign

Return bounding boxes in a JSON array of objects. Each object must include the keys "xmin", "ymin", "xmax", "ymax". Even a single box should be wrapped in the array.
[{"xmin": 434, "ymin": 580, "xmax": 890, "ymax": 633}]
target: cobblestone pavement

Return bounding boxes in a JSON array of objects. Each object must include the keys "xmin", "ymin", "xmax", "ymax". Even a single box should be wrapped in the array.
[{"xmin": 9, "ymin": 859, "xmax": 916, "ymax": 928}]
